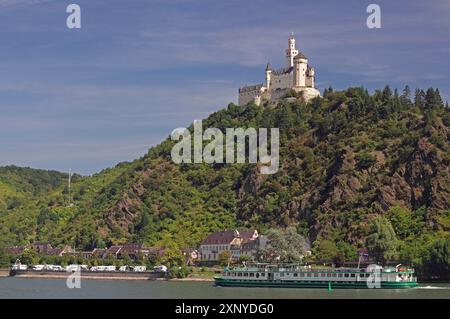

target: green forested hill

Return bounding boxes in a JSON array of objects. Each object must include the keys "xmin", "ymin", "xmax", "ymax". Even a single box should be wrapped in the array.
[
  {"xmin": 0, "ymin": 166, "xmax": 70, "ymax": 210},
  {"xmin": 0, "ymin": 86, "xmax": 449, "ymax": 273}
]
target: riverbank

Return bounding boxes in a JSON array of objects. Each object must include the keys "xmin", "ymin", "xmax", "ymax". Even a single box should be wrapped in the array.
[
  {"xmin": 0, "ymin": 269, "xmax": 10, "ymax": 277},
  {"xmin": 9, "ymin": 270, "xmax": 214, "ymax": 282},
  {"xmin": 11, "ymin": 270, "xmax": 166, "ymax": 281},
  {"xmin": 169, "ymin": 277, "xmax": 214, "ymax": 282}
]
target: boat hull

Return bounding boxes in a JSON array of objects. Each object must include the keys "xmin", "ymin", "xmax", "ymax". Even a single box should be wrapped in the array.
[{"xmin": 214, "ymin": 277, "xmax": 418, "ymax": 289}]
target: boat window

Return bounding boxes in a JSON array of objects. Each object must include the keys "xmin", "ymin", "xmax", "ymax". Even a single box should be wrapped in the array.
[
  {"xmin": 238, "ymin": 273, "xmax": 242, "ymax": 277},
  {"xmin": 338, "ymin": 274, "xmax": 343, "ymax": 277},
  {"xmin": 250, "ymin": 273, "xmax": 254, "ymax": 277},
  {"xmin": 321, "ymin": 273, "xmax": 325, "ymax": 277},
  {"xmin": 344, "ymin": 273, "xmax": 349, "ymax": 278},
  {"xmin": 314, "ymin": 273, "xmax": 318, "ymax": 277},
  {"xmin": 261, "ymin": 273, "xmax": 265, "ymax": 277},
  {"xmin": 360, "ymin": 274, "xmax": 364, "ymax": 278},
  {"xmin": 327, "ymin": 274, "xmax": 331, "ymax": 277},
  {"xmin": 244, "ymin": 273, "xmax": 248, "ymax": 277},
  {"xmin": 294, "ymin": 273, "xmax": 298, "ymax": 277},
  {"xmin": 365, "ymin": 274, "xmax": 370, "ymax": 278},
  {"xmin": 256, "ymin": 273, "xmax": 259, "ymax": 278},
  {"xmin": 332, "ymin": 274, "xmax": 337, "ymax": 277},
  {"xmin": 350, "ymin": 274, "xmax": 355, "ymax": 277}
]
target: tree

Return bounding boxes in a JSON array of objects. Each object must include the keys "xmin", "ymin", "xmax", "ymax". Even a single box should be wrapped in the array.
[
  {"xmin": 313, "ymin": 239, "xmax": 338, "ymax": 262},
  {"xmin": 18, "ymin": 249, "xmax": 38, "ymax": 265},
  {"xmin": 323, "ymin": 86, "xmax": 333, "ymax": 98},
  {"xmin": 381, "ymin": 85, "xmax": 392, "ymax": 103},
  {"xmin": 402, "ymin": 85, "xmax": 411, "ymax": 101},
  {"xmin": 427, "ymin": 237, "xmax": 450, "ymax": 279},
  {"xmin": 387, "ymin": 206, "xmax": 423, "ymax": 239},
  {"xmin": 400, "ymin": 85, "xmax": 412, "ymax": 108},
  {"xmin": 425, "ymin": 88, "xmax": 444, "ymax": 109},
  {"xmin": 259, "ymin": 227, "xmax": 307, "ymax": 263},
  {"xmin": 218, "ymin": 251, "xmax": 231, "ymax": 266},
  {"xmin": 238, "ymin": 255, "xmax": 252, "ymax": 263},
  {"xmin": 414, "ymin": 88, "xmax": 425, "ymax": 108},
  {"xmin": 0, "ymin": 253, "xmax": 14, "ymax": 267},
  {"xmin": 160, "ymin": 246, "xmax": 184, "ymax": 267},
  {"xmin": 366, "ymin": 216, "xmax": 398, "ymax": 263}
]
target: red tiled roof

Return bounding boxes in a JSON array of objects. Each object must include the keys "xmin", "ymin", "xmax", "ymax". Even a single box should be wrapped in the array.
[
  {"xmin": 92, "ymin": 248, "xmax": 106, "ymax": 257},
  {"xmin": 202, "ymin": 231, "xmax": 235, "ymax": 245},
  {"xmin": 120, "ymin": 244, "xmax": 143, "ymax": 254},
  {"xmin": 46, "ymin": 248, "xmax": 63, "ymax": 255},
  {"xmin": 239, "ymin": 230, "xmax": 257, "ymax": 239},
  {"xmin": 0, "ymin": 247, "xmax": 24, "ymax": 254},
  {"xmin": 201, "ymin": 230, "xmax": 257, "ymax": 245},
  {"xmin": 105, "ymin": 246, "xmax": 122, "ymax": 255}
]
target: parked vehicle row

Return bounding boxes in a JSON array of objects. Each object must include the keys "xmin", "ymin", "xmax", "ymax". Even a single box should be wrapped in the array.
[{"xmin": 12, "ymin": 261, "xmax": 167, "ymax": 273}]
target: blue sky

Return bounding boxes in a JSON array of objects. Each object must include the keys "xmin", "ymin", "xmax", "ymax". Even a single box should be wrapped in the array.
[{"xmin": 0, "ymin": 0, "xmax": 449, "ymax": 175}]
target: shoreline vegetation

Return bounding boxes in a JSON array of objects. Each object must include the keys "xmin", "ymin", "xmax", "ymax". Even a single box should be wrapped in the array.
[{"xmin": 1, "ymin": 268, "xmax": 214, "ymax": 282}]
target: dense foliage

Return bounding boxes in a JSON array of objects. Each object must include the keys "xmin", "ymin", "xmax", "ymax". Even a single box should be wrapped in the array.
[{"xmin": 0, "ymin": 86, "xmax": 449, "ymax": 278}]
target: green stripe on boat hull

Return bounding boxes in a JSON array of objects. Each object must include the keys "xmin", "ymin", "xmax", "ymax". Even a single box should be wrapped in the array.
[{"xmin": 214, "ymin": 278, "xmax": 418, "ymax": 289}]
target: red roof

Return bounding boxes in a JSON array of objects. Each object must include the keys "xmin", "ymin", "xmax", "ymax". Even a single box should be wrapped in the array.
[
  {"xmin": 201, "ymin": 230, "xmax": 257, "ymax": 245},
  {"xmin": 0, "ymin": 247, "xmax": 24, "ymax": 254},
  {"xmin": 105, "ymin": 246, "xmax": 122, "ymax": 255},
  {"xmin": 202, "ymin": 231, "xmax": 235, "ymax": 245}
]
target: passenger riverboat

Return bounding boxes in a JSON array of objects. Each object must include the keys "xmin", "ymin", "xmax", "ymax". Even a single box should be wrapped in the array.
[{"xmin": 214, "ymin": 264, "xmax": 418, "ymax": 289}]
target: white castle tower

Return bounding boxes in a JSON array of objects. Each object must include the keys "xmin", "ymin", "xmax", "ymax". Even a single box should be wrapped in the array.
[
  {"xmin": 238, "ymin": 34, "xmax": 320, "ymax": 106},
  {"xmin": 285, "ymin": 33, "xmax": 299, "ymax": 67}
]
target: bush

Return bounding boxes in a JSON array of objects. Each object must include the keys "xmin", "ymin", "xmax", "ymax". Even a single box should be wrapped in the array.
[
  {"xmin": 356, "ymin": 152, "xmax": 376, "ymax": 170},
  {"xmin": 168, "ymin": 266, "xmax": 191, "ymax": 279}
]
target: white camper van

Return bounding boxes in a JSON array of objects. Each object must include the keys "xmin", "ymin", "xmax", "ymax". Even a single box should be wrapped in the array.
[
  {"xmin": 104, "ymin": 266, "xmax": 116, "ymax": 272},
  {"xmin": 133, "ymin": 266, "xmax": 147, "ymax": 272},
  {"xmin": 32, "ymin": 265, "xmax": 45, "ymax": 271},
  {"xmin": 154, "ymin": 265, "xmax": 167, "ymax": 273},
  {"xmin": 12, "ymin": 260, "xmax": 28, "ymax": 271},
  {"xmin": 66, "ymin": 264, "xmax": 82, "ymax": 272},
  {"xmin": 48, "ymin": 265, "xmax": 64, "ymax": 271},
  {"xmin": 119, "ymin": 265, "xmax": 130, "ymax": 272}
]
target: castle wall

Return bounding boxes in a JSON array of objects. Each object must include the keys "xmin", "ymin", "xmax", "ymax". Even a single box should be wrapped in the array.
[
  {"xmin": 305, "ymin": 75, "xmax": 314, "ymax": 87},
  {"xmin": 239, "ymin": 89, "xmax": 262, "ymax": 106},
  {"xmin": 293, "ymin": 87, "xmax": 320, "ymax": 101},
  {"xmin": 270, "ymin": 72, "xmax": 293, "ymax": 90}
]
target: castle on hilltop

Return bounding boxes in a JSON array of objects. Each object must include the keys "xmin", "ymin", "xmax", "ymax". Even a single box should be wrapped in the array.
[{"xmin": 238, "ymin": 34, "xmax": 320, "ymax": 106}]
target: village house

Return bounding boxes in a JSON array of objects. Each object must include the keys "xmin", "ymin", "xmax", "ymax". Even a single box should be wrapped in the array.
[
  {"xmin": 199, "ymin": 230, "xmax": 265, "ymax": 261},
  {"xmin": 27, "ymin": 242, "xmax": 74, "ymax": 256},
  {"xmin": 0, "ymin": 246, "xmax": 25, "ymax": 255},
  {"xmin": 72, "ymin": 244, "xmax": 160, "ymax": 261},
  {"xmin": 0, "ymin": 242, "xmax": 74, "ymax": 257},
  {"xmin": 182, "ymin": 248, "xmax": 199, "ymax": 265}
]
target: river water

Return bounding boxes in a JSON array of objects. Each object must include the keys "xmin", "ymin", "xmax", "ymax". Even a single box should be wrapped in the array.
[{"xmin": 0, "ymin": 278, "xmax": 449, "ymax": 299}]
